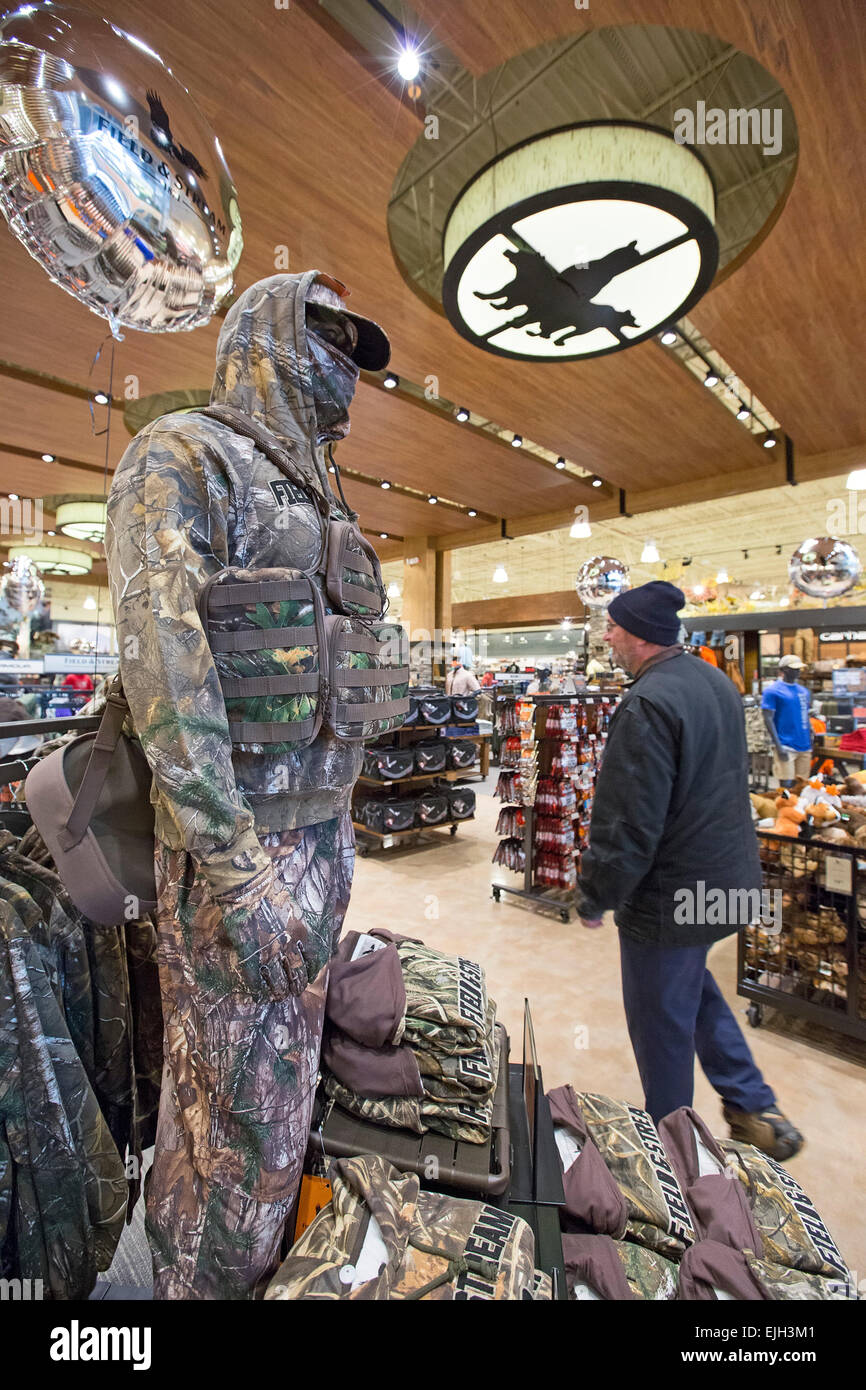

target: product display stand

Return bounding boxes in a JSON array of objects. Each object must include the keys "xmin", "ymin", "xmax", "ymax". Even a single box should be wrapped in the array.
[
  {"xmin": 741, "ymin": 830, "xmax": 866, "ymax": 1039},
  {"xmin": 492, "ymin": 691, "xmax": 618, "ymax": 923},
  {"xmin": 352, "ymin": 716, "xmax": 478, "ymax": 856}
]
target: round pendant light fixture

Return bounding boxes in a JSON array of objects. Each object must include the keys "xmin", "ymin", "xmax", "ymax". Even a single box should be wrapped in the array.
[
  {"xmin": 55, "ymin": 500, "xmax": 108, "ymax": 543},
  {"xmin": 8, "ymin": 545, "xmax": 92, "ymax": 575},
  {"xmin": 442, "ymin": 122, "xmax": 718, "ymax": 362}
]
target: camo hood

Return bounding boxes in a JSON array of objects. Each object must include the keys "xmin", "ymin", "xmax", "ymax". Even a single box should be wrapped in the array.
[{"xmin": 211, "ymin": 271, "xmax": 357, "ymax": 493}]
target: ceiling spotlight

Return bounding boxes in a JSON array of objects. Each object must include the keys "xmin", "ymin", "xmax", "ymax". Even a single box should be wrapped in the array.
[
  {"xmin": 847, "ymin": 469, "xmax": 866, "ymax": 489},
  {"xmin": 504, "ymin": 635, "xmax": 512, "ymax": 644},
  {"xmin": 776, "ymin": 544, "xmax": 782, "ymax": 555},
  {"xmin": 493, "ymin": 564, "xmax": 508, "ymax": 583},
  {"xmin": 467, "ymin": 509, "xmax": 477, "ymax": 517},
  {"xmin": 779, "ymin": 596, "xmax": 790, "ymax": 607},
  {"xmin": 41, "ymin": 452, "xmax": 55, "ymax": 463},
  {"xmin": 397, "ymin": 46, "xmax": 421, "ymax": 81},
  {"xmin": 641, "ymin": 540, "xmax": 660, "ymax": 564},
  {"xmin": 561, "ymin": 617, "xmax": 573, "ymax": 630},
  {"xmin": 380, "ymin": 479, "xmax": 391, "ymax": 489},
  {"xmin": 716, "ymin": 568, "xmax": 730, "ymax": 584},
  {"xmin": 750, "ymin": 589, "xmax": 764, "ymax": 601},
  {"xmin": 591, "ymin": 475, "xmax": 603, "ymax": 488},
  {"xmin": 692, "ymin": 584, "xmax": 705, "ymax": 598},
  {"xmin": 47, "ymin": 530, "xmax": 56, "ymax": 536},
  {"xmin": 570, "ymin": 519, "xmax": 592, "ymax": 539},
  {"xmin": 8, "ymin": 493, "xmax": 18, "ymax": 501},
  {"xmin": 763, "ymin": 434, "xmax": 777, "ymax": 448},
  {"xmin": 682, "ymin": 556, "xmax": 693, "ymax": 566},
  {"xmin": 703, "ymin": 370, "xmax": 719, "ymax": 389},
  {"xmin": 93, "ymin": 391, "xmax": 110, "ymax": 405},
  {"xmin": 379, "ymin": 532, "xmax": 389, "ymax": 540},
  {"xmin": 736, "ymin": 406, "xmax": 750, "ymax": 421},
  {"xmin": 545, "ymin": 633, "xmax": 553, "ymax": 641},
  {"xmin": 511, "ymin": 434, "xmax": 523, "ymax": 448},
  {"xmin": 555, "ymin": 457, "xmax": 566, "ymax": 470},
  {"xmin": 428, "ymin": 495, "xmax": 438, "ymax": 504},
  {"xmin": 455, "ymin": 407, "xmax": 470, "ymax": 422},
  {"xmin": 660, "ymin": 329, "xmax": 677, "ymax": 346},
  {"xmin": 383, "ymin": 373, "xmax": 399, "ymax": 390},
  {"xmin": 328, "ymin": 464, "xmax": 336, "ymax": 474},
  {"xmin": 743, "ymin": 550, "xmax": 749, "ymax": 560}
]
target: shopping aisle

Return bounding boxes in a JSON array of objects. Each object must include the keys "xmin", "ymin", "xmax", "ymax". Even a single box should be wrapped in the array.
[{"xmin": 346, "ymin": 776, "xmax": 866, "ymax": 1278}]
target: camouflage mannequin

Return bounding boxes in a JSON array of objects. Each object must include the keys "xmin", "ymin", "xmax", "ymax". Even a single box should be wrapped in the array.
[{"xmin": 105, "ymin": 271, "xmax": 390, "ymax": 1298}]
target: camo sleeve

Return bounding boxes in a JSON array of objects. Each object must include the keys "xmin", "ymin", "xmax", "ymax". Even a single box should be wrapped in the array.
[{"xmin": 106, "ymin": 422, "xmax": 273, "ymax": 901}]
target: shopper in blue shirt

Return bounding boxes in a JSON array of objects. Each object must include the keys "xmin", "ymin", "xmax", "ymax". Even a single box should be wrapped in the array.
[{"xmin": 761, "ymin": 654, "xmax": 812, "ymax": 785}]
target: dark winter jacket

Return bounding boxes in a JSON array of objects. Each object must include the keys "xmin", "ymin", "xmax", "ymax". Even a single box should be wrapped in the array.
[{"xmin": 576, "ymin": 648, "xmax": 760, "ymax": 946}]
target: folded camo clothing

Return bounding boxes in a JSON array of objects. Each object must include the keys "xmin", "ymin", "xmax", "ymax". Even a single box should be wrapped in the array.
[
  {"xmin": 413, "ymin": 1000, "xmax": 499, "ymax": 1101},
  {"xmin": 659, "ymin": 1107, "xmax": 763, "ymax": 1253},
  {"xmin": 562, "ymin": 1233, "xmax": 679, "ymax": 1301},
  {"xmin": 397, "ymin": 940, "xmax": 489, "ymax": 1056},
  {"xmin": 548, "ymin": 1084, "xmax": 628, "ymax": 1238},
  {"xmin": 323, "ymin": 1023, "xmax": 502, "ymax": 1145},
  {"xmin": 677, "ymin": 1240, "xmax": 855, "ymax": 1301},
  {"xmin": 555, "ymin": 1090, "xmax": 696, "ymax": 1260},
  {"xmin": 265, "ymin": 1154, "xmax": 551, "ymax": 1300},
  {"xmin": 719, "ymin": 1140, "xmax": 854, "ymax": 1285}
]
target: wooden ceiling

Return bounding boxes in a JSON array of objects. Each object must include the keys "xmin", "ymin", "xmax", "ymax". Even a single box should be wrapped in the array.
[{"xmin": 0, "ymin": 0, "xmax": 863, "ymax": 587}]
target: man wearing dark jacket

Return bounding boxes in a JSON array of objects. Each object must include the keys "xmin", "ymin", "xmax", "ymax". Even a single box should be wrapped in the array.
[{"xmin": 576, "ymin": 581, "xmax": 802, "ymax": 1160}]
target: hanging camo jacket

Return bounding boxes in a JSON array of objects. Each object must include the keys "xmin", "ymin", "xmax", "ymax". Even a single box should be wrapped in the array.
[{"xmin": 265, "ymin": 1155, "xmax": 550, "ymax": 1300}]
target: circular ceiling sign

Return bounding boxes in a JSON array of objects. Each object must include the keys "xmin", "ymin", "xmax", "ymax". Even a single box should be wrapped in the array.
[{"xmin": 442, "ymin": 122, "xmax": 718, "ymax": 361}]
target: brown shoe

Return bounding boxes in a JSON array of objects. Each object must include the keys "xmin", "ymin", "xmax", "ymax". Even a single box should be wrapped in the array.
[{"xmin": 723, "ymin": 1103, "xmax": 804, "ymax": 1161}]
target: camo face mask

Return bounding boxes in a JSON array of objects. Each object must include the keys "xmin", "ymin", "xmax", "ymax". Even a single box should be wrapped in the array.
[{"xmin": 306, "ymin": 305, "xmax": 360, "ymax": 440}]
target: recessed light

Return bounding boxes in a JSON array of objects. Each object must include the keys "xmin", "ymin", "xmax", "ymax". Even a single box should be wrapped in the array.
[
  {"xmin": 660, "ymin": 329, "xmax": 677, "ymax": 346},
  {"xmin": 47, "ymin": 530, "xmax": 56, "ymax": 536},
  {"xmin": 379, "ymin": 532, "xmax": 388, "ymax": 539},
  {"xmin": 763, "ymin": 435, "xmax": 777, "ymax": 449},
  {"xmin": 8, "ymin": 493, "xmax": 18, "ymax": 501},
  {"xmin": 511, "ymin": 434, "xmax": 523, "ymax": 448},
  {"xmin": 591, "ymin": 476, "xmax": 603, "ymax": 488},
  {"xmin": 455, "ymin": 407, "xmax": 470, "ymax": 422},
  {"xmin": 41, "ymin": 452, "xmax": 55, "ymax": 463},
  {"xmin": 555, "ymin": 457, "xmax": 566, "ymax": 470},
  {"xmin": 380, "ymin": 480, "xmax": 391, "ymax": 489},
  {"xmin": 736, "ymin": 406, "xmax": 750, "ymax": 421},
  {"xmin": 93, "ymin": 391, "xmax": 110, "ymax": 405},
  {"xmin": 383, "ymin": 373, "xmax": 399, "ymax": 389},
  {"xmin": 428, "ymin": 495, "xmax": 438, "ymax": 504},
  {"xmin": 703, "ymin": 370, "xmax": 719, "ymax": 388},
  {"xmin": 467, "ymin": 509, "xmax": 477, "ymax": 517}
]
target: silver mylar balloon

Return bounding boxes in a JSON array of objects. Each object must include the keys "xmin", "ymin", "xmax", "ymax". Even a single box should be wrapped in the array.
[
  {"xmin": 0, "ymin": 3, "xmax": 242, "ymax": 333},
  {"xmin": 788, "ymin": 537, "xmax": 860, "ymax": 599},
  {"xmin": 0, "ymin": 556, "xmax": 45, "ymax": 617},
  {"xmin": 575, "ymin": 555, "xmax": 631, "ymax": 608}
]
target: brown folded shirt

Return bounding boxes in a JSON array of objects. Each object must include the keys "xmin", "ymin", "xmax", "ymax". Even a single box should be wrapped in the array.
[
  {"xmin": 660, "ymin": 1106, "xmax": 763, "ymax": 1254},
  {"xmin": 548, "ymin": 1084, "xmax": 628, "ymax": 1238},
  {"xmin": 321, "ymin": 1025, "xmax": 423, "ymax": 1099}
]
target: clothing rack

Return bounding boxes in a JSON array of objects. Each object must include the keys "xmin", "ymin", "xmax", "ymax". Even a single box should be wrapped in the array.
[{"xmin": 0, "ymin": 713, "xmax": 101, "ymax": 739}]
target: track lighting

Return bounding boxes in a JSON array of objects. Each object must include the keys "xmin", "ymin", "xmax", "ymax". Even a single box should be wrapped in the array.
[
  {"xmin": 555, "ymin": 457, "xmax": 566, "ymax": 470},
  {"xmin": 41, "ymin": 452, "xmax": 55, "ymax": 463},
  {"xmin": 380, "ymin": 479, "xmax": 391, "ymax": 489},
  {"xmin": 570, "ymin": 518, "xmax": 591, "ymax": 539},
  {"xmin": 383, "ymin": 373, "xmax": 399, "ymax": 389},
  {"xmin": 427, "ymin": 495, "xmax": 438, "ymax": 504},
  {"xmin": 763, "ymin": 435, "xmax": 777, "ymax": 448},
  {"xmin": 703, "ymin": 370, "xmax": 719, "ymax": 389},
  {"xmin": 641, "ymin": 540, "xmax": 660, "ymax": 564},
  {"xmin": 660, "ymin": 329, "xmax": 677, "ymax": 346},
  {"xmin": 716, "ymin": 569, "xmax": 729, "ymax": 584},
  {"xmin": 591, "ymin": 475, "xmax": 603, "ymax": 488},
  {"xmin": 511, "ymin": 434, "xmax": 523, "ymax": 448},
  {"xmin": 379, "ymin": 532, "xmax": 389, "ymax": 540},
  {"xmin": 736, "ymin": 406, "xmax": 750, "ymax": 421},
  {"xmin": 467, "ymin": 509, "xmax": 477, "ymax": 517},
  {"xmin": 455, "ymin": 407, "xmax": 470, "ymax": 422},
  {"xmin": 93, "ymin": 391, "xmax": 110, "ymax": 405},
  {"xmin": 8, "ymin": 493, "xmax": 18, "ymax": 501}
]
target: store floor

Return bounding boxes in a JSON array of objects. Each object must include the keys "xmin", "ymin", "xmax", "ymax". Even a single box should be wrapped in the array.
[{"xmin": 347, "ymin": 775, "xmax": 866, "ymax": 1280}]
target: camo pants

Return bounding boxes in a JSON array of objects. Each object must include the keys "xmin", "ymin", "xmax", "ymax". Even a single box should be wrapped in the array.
[{"xmin": 146, "ymin": 816, "xmax": 355, "ymax": 1300}]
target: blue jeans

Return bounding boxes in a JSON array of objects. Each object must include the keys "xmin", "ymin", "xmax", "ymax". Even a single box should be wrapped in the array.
[{"xmin": 618, "ymin": 930, "xmax": 776, "ymax": 1124}]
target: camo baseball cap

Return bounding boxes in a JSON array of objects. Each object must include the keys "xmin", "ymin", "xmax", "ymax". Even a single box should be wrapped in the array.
[{"xmin": 311, "ymin": 272, "xmax": 391, "ymax": 371}]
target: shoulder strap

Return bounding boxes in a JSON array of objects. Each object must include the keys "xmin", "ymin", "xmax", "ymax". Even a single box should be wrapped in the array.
[{"xmin": 58, "ymin": 678, "xmax": 136, "ymax": 850}]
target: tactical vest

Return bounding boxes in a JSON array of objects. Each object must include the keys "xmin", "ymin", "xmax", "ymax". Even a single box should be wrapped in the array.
[{"xmin": 196, "ymin": 405, "xmax": 409, "ymax": 749}]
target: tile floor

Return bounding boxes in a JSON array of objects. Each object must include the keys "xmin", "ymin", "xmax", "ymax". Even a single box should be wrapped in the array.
[{"xmin": 346, "ymin": 774, "xmax": 866, "ymax": 1280}]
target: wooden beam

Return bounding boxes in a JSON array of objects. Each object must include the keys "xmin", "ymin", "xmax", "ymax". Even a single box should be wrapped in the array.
[{"xmin": 453, "ymin": 590, "xmax": 585, "ymax": 630}]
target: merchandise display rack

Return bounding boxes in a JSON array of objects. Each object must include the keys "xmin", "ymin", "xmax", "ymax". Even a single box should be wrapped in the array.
[
  {"xmin": 492, "ymin": 691, "xmax": 618, "ymax": 923},
  {"xmin": 352, "ymin": 715, "xmax": 479, "ymax": 855},
  {"xmin": 741, "ymin": 830, "xmax": 866, "ymax": 1040}
]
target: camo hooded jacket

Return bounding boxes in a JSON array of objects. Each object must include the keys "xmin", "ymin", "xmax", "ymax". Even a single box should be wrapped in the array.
[
  {"xmin": 265, "ymin": 1154, "xmax": 549, "ymax": 1300},
  {"xmin": 106, "ymin": 271, "xmax": 375, "ymax": 901}
]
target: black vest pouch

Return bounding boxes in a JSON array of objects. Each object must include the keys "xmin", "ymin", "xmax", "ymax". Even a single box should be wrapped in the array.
[{"xmin": 199, "ymin": 567, "xmax": 326, "ymax": 749}]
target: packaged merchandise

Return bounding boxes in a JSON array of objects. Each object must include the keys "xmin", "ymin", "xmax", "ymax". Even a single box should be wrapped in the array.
[
  {"xmin": 413, "ymin": 740, "xmax": 447, "ymax": 774},
  {"xmin": 447, "ymin": 785, "xmax": 476, "ymax": 821},
  {"xmin": 447, "ymin": 739, "xmax": 477, "ymax": 770}
]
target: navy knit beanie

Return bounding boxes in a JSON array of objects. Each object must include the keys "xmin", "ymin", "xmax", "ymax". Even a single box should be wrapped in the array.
[{"xmin": 607, "ymin": 580, "xmax": 684, "ymax": 646}]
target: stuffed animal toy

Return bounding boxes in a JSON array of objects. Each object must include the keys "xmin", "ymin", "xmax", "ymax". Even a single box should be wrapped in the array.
[
  {"xmin": 750, "ymin": 792, "xmax": 778, "ymax": 821},
  {"xmin": 772, "ymin": 790, "xmax": 806, "ymax": 838}
]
